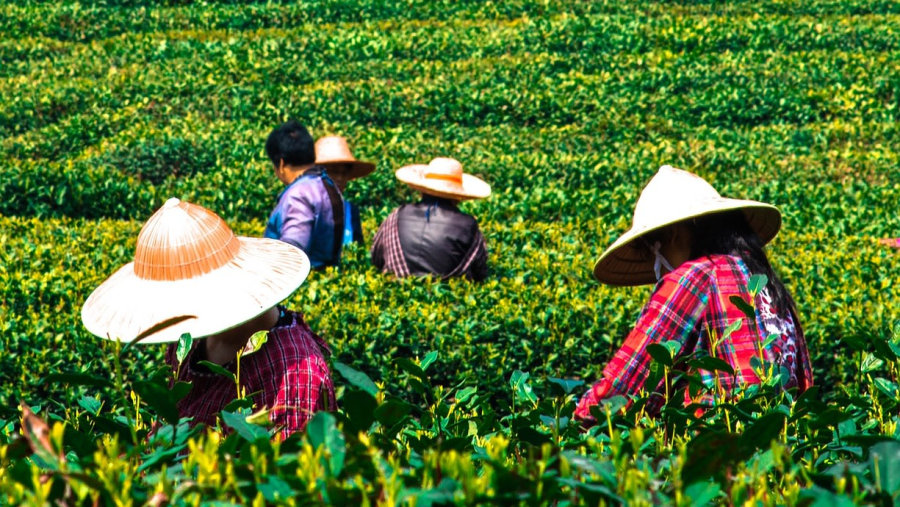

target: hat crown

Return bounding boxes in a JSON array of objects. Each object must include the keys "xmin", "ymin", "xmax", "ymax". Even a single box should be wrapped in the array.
[
  {"xmin": 631, "ymin": 165, "xmax": 722, "ymax": 229},
  {"xmin": 133, "ymin": 198, "xmax": 241, "ymax": 281},
  {"xmin": 424, "ymin": 157, "xmax": 464, "ymax": 186},
  {"xmin": 315, "ymin": 136, "xmax": 356, "ymax": 164}
]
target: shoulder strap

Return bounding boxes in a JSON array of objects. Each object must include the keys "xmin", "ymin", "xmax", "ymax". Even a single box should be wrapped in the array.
[
  {"xmin": 446, "ymin": 228, "xmax": 487, "ymax": 279},
  {"xmin": 320, "ymin": 172, "xmax": 345, "ymax": 266}
]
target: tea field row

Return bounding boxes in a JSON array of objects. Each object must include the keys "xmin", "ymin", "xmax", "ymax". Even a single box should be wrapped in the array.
[{"xmin": 2, "ymin": 215, "xmax": 895, "ymax": 418}]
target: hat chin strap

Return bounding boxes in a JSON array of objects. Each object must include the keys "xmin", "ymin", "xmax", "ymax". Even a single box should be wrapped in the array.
[{"xmin": 651, "ymin": 241, "xmax": 675, "ymax": 281}]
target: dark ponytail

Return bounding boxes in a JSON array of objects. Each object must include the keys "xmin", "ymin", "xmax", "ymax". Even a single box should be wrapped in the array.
[{"xmin": 688, "ymin": 211, "xmax": 799, "ymax": 325}]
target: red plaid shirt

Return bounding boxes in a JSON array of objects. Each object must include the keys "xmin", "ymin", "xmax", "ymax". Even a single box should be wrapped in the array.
[
  {"xmin": 165, "ymin": 310, "xmax": 336, "ymax": 439},
  {"xmin": 575, "ymin": 254, "xmax": 813, "ymax": 420}
]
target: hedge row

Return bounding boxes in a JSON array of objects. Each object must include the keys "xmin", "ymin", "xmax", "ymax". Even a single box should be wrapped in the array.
[
  {"xmin": 1, "ymin": 217, "xmax": 898, "ymax": 504},
  {"xmin": 6, "ymin": 14, "xmax": 900, "ymax": 135},
  {"xmin": 2, "ymin": 121, "xmax": 899, "ymax": 241},
  {"xmin": 2, "ymin": 214, "xmax": 896, "ymax": 420}
]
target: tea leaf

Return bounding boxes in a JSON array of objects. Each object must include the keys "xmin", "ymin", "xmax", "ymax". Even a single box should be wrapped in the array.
[
  {"xmin": 420, "ymin": 351, "xmax": 439, "ymax": 371},
  {"xmin": 306, "ymin": 412, "xmax": 346, "ymax": 476},
  {"xmin": 241, "ymin": 330, "xmax": 268, "ymax": 357},
  {"xmin": 869, "ymin": 441, "xmax": 900, "ymax": 495},
  {"xmin": 548, "ymin": 377, "xmax": 584, "ymax": 395},
  {"xmin": 196, "ymin": 361, "xmax": 236, "ymax": 382},
  {"xmin": 748, "ymin": 274, "xmax": 768, "ymax": 297},
  {"xmin": 334, "ymin": 362, "xmax": 378, "ymax": 396},
  {"xmin": 689, "ymin": 356, "xmax": 735, "ymax": 376},
  {"xmin": 175, "ymin": 333, "xmax": 193, "ymax": 364},
  {"xmin": 729, "ymin": 295, "xmax": 756, "ymax": 321},
  {"xmin": 375, "ymin": 398, "xmax": 413, "ymax": 427},
  {"xmin": 510, "ymin": 370, "xmax": 538, "ymax": 405},
  {"xmin": 647, "ymin": 344, "xmax": 674, "ymax": 367},
  {"xmin": 221, "ymin": 410, "xmax": 269, "ymax": 442},
  {"xmin": 873, "ymin": 377, "xmax": 899, "ymax": 398}
]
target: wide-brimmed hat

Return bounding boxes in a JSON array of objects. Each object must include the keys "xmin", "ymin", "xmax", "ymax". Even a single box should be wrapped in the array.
[
  {"xmin": 593, "ymin": 165, "xmax": 781, "ymax": 286},
  {"xmin": 315, "ymin": 136, "xmax": 375, "ymax": 180},
  {"xmin": 81, "ymin": 198, "xmax": 310, "ymax": 344},
  {"xmin": 395, "ymin": 157, "xmax": 491, "ymax": 200}
]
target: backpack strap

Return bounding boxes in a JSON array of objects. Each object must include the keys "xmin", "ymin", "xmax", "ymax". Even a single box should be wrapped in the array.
[{"xmin": 320, "ymin": 170, "xmax": 345, "ymax": 266}]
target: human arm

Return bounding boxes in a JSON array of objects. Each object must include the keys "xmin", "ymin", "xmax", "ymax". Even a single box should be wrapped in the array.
[
  {"xmin": 277, "ymin": 185, "xmax": 319, "ymax": 253},
  {"xmin": 574, "ymin": 267, "xmax": 710, "ymax": 421},
  {"xmin": 270, "ymin": 352, "xmax": 336, "ymax": 440},
  {"xmin": 879, "ymin": 238, "xmax": 900, "ymax": 248}
]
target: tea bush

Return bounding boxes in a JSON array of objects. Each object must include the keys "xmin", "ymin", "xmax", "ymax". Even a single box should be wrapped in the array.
[{"xmin": 2, "ymin": 0, "xmax": 900, "ymax": 504}]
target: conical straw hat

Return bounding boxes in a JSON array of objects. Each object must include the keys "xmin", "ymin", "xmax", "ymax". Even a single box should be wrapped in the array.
[
  {"xmin": 81, "ymin": 198, "xmax": 310, "ymax": 344},
  {"xmin": 315, "ymin": 136, "xmax": 375, "ymax": 180},
  {"xmin": 593, "ymin": 165, "xmax": 781, "ymax": 286},
  {"xmin": 395, "ymin": 157, "xmax": 491, "ymax": 200}
]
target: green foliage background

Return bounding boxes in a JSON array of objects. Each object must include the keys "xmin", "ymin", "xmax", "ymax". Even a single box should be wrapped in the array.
[{"xmin": 1, "ymin": 0, "xmax": 900, "ymax": 504}]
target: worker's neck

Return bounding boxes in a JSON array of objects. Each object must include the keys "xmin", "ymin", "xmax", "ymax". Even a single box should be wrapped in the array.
[{"xmin": 278, "ymin": 163, "xmax": 316, "ymax": 185}]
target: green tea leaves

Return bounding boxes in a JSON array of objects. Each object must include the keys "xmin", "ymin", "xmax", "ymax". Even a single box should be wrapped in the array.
[{"xmin": 334, "ymin": 362, "xmax": 378, "ymax": 397}]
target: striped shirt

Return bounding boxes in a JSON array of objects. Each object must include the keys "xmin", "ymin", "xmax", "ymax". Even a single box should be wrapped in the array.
[
  {"xmin": 165, "ymin": 310, "xmax": 336, "ymax": 439},
  {"xmin": 575, "ymin": 254, "xmax": 813, "ymax": 420}
]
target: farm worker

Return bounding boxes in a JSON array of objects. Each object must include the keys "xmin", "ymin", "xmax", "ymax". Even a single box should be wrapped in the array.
[
  {"xmin": 264, "ymin": 120, "xmax": 344, "ymax": 269},
  {"xmin": 315, "ymin": 135, "xmax": 375, "ymax": 246},
  {"xmin": 371, "ymin": 157, "xmax": 490, "ymax": 281},
  {"xmin": 575, "ymin": 165, "xmax": 813, "ymax": 422},
  {"xmin": 81, "ymin": 198, "xmax": 336, "ymax": 438}
]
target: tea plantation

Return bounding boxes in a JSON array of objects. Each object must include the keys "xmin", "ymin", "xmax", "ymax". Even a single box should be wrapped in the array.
[{"xmin": 2, "ymin": 0, "xmax": 900, "ymax": 504}]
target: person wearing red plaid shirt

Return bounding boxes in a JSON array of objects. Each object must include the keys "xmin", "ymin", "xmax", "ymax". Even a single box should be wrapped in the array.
[
  {"xmin": 576, "ymin": 166, "xmax": 813, "ymax": 422},
  {"xmin": 165, "ymin": 306, "xmax": 335, "ymax": 440},
  {"xmin": 81, "ymin": 198, "xmax": 335, "ymax": 439}
]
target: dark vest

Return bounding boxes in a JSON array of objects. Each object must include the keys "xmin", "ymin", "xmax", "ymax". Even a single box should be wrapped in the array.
[{"xmin": 396, "ymin": 196, "xmax": 484, "ymax": 279}]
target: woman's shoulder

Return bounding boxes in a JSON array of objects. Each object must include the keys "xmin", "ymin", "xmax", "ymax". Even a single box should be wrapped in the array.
[
  {"xmin": 665, "ymin": 254, "xmax": 748, "ymax": 289},
  {"xmin": 666, "ymin": 256, "xmax": 719, "ymax": 280},
  {"xmin": 267, "ymin": 310, "xmax": 331, "ymax": 357}
]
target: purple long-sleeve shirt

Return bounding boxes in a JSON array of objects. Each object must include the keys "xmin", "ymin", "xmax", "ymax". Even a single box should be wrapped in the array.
[{"xmin": 265, "ymin": 168, "xmax": 342, "ymax": 268}]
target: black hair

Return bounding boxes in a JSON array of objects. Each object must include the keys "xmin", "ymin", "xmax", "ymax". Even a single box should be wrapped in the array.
[
  {"xmin": 687, "ymin": 210, "xmax": 799, "ymax": 325},
  {"xmin": 265, "ymin": 121, "xmax": 315, "ymax": 167}
]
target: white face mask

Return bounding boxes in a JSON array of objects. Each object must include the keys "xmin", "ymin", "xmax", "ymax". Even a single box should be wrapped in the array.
[{"xmin": 651, "ymin": 241, "xmax": 675, "ymax": 281}]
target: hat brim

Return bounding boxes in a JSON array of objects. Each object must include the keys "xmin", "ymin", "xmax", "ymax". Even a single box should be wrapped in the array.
[
  {"xmin": 395, "ymin": 165, "xmax": 491, "ymax": 200},
  {"xmin": 593, "ymin": 199, "xmax": 781, "ymax": 286},
  {"xmin": 319, "ymin": 160, "xmax": 376, "ymax": 180},
  {"xmin": 81, "ymin": 237, "xmax": 310, "ymax": 344}
]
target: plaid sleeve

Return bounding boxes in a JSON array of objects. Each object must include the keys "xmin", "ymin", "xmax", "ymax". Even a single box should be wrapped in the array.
[
  {"xmin": 278, "ymin": 185, "xmax": 317, "ymax": 252},
  {"xmin": 268, "ymin": 318, "xmax": 336, "ymax": 440},
  {"xmin": 575, "ymin": 266, "xmax": 711, "ymax": 420},
  {"xmin": 271, "ymin": 353, "xmax": 335, "ymax": 440}
]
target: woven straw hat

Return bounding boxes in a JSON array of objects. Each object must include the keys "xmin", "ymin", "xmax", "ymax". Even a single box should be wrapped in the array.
[
  {"xmin": 593, "ymin": 165, "xmax": 781, "ymax": 286},
  {"xmin": 81, "ymin": 198, "xmax": 310, "ymax": 344},
  {"xmin": 315, "ymin": 136, "xmax": 375, "ymax": 180},
  {"xmin": 395, "ymin": 157, "xmax": 491, "ymax": 200}
]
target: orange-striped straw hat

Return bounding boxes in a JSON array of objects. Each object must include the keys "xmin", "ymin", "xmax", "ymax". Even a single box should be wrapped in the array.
[
  {"xmin": 395, "ymin": 157, "xmax": 490, "ymax": 200},
  {"xmin": 81, "ymin": 198, "xmax": 310, "ymax": 344}
]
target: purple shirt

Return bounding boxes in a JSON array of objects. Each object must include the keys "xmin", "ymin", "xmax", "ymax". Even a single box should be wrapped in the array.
[{"xmin": 265, "ymin": 168, "xmax": 342, "ymax": 268}]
